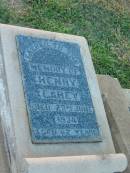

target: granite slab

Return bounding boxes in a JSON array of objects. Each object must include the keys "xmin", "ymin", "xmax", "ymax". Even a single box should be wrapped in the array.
[{"xmin": 16, "ymin": 35, "xmax": 101, "ymax": 143}]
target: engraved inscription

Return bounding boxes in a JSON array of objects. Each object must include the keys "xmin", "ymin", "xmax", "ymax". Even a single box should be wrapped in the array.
[
  {"xmin": 37, "ymin": 89, "xmax": 81, "ymax": 101},
  {"xmin": 30, "ymin": 103, "xmax": 94, "ymax": 113},
  {"xmin": 34, "ymin": 75, "xmax": 79, "ymax": 88},
  {"xmin": 29, "ymin": 63, "xmax": 81, "ymax": 76},
  {"xmin": 16, "ymin": 35, "xmax": 101, "ymax": 143},
  {"xmin": 54, "ymin": 115, "xmax": 78, "ymax": 125},
  {"xmin": 33, "ymin": 128, "xmax": 99, "ymax": 138}
]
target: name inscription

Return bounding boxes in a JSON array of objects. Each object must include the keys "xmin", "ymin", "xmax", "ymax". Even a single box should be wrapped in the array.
[{"xmin": 16, "ymin": 35, "xmax": 101, "ymax": 143}]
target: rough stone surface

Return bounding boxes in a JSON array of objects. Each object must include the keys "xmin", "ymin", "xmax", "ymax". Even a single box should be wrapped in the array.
[
  {"xmin": 97, "ymin": 75, "xmax": 130, "ymax": 173},
  {"xmin": 0, "ymin": 24, "xmax": 115, "ymax": 173},
  {"xmin": 123, "ymin": 89, "xmax": 130, "ymax": 112},
  {"xmin": 16, "ymin": 35, "xmax": 101, "ymax": 143},
  {"xmin": 24, "ymin": 154, "xmax": 127, "ymax": 173},
  {"xmin": 0, "ymin": 123, "xmax": 10, "ymax": 173},
  {"xmin": 0, "ymin": 73, "xmax": 129, "ymax": 173}
]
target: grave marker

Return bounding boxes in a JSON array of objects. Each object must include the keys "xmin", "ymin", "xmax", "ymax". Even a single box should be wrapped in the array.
[
  {"xmin": 16, "ymin": 35, "xmax": 101, "ymax": 143},
  {"xmin": 0, "ymin": 24, "xmax": 127, "ymax": 173}
]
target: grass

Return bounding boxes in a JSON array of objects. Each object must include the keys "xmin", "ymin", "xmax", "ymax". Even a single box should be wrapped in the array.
[{"xmin": 0, "ymin": 0, "xmax": 130, "ymax": 88}]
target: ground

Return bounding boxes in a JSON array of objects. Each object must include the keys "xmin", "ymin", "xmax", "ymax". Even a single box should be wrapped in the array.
[{"xmin": 0, "ymin": 0, "xmax": 130, "ymax": 88}]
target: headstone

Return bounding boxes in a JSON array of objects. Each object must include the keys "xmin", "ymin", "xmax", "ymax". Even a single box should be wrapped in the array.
[{"xmin": 0, "ymin": 24, "xmax": 127, "ymax": 173}]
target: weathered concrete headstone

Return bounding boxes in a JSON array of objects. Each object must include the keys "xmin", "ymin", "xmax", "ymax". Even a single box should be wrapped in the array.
[{"xmin": 0, "ymin": 24, "xmax": 127, "ymax": 173}]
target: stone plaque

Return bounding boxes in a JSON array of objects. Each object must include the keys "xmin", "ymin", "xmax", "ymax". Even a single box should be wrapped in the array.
[{"xmin": 16, "ymin": 35, "xmax": 101, "ymax": 143}]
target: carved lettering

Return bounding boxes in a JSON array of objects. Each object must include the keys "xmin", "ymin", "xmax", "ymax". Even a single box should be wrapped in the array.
[
  {"xmin": 38, "ymin": 89, "xmax": 81, "ymax": 101},
  {"xmin": 29, "ymin": 63, "xmax": 80, "ymax": 76},
  {"xmin": 30, "ymin": 103, "xmax": 94, "ymax": 113},
  {"xmin": 34, "ymin": 75, "xmax": 79, "ymax": 88},
  {"xmin": 55, "ymin": 115, "xmax": 79, "ymax": 125},
  {"xmin": 33, "ymin": 128, "xmax": 99, "ymax": 138}
]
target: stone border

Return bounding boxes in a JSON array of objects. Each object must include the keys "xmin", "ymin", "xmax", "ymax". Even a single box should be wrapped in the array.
[
  {"xmin": 24, "ymin": 154, "xmax": 127, "ymax": 173},
  {"xmin": 0, "ymin": 24, "xmax": 115, "ymax": 173}
]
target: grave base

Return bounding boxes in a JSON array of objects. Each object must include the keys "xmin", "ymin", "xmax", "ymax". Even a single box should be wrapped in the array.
[
  {"xmin": 97, "ymin": 75, "xmax": 130, "ymax": 173},
  {"xmin": 23, "ymin": 154, "xmax": 127, "ymax": 173}
]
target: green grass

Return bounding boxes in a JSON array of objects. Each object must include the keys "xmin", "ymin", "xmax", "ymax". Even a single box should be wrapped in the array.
[{"xmin": 0, "ymin": 0, "xmax": 130, "ymax": 88}]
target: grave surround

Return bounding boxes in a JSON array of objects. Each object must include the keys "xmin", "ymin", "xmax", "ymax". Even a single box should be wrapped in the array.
[{"xmin": 0, "ymin": 24, "xmax": 127, "ymax": 173}]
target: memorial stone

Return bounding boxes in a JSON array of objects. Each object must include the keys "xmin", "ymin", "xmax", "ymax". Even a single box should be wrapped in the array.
[
  {"xmin": 0, "ymin": 24, "xmax": 127, "ymax": 173},
  {"xmin": 16, "ymin": 35, "xmax": 101, "ymax": 143}
]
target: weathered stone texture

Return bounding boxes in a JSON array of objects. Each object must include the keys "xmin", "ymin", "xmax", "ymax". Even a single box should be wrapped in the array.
[{"xmin": 97, "ymin": 75, "xmax": 130, "ymax": 173}]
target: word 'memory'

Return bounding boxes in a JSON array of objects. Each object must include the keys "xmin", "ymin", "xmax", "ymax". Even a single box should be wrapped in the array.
[
  {"xmin": 34, "ymin": 75, "xmax": 79, "ymax": 88},
  {"xmin": 29, "ymin": 63, "xmax": 80, "ymax": 76},
  {"xmin": 31, "ymin": 103, "xmax": 94, "ymax": 114}
]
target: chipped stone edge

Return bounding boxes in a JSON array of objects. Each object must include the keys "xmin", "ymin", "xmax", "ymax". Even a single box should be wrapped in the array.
[
  {"xmin": 23, "ymin": 154, "xmax": 127, "ymax": 173},
  {"xmin": 0, "ymin": 23, "xmax": 115, "ymax": 154},
  {"xmin": 0, "ymin": 26, "xmax": 18, "ymax": 173},
  {"xmin": 0, "ymin": 23, "xmax": 118, "ymax": 173}
]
